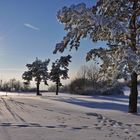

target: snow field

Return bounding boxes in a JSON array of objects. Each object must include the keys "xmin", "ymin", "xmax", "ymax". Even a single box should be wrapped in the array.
[{"xmin": 0, "ymin": 91, "xmax": 139, "ymax": 140}]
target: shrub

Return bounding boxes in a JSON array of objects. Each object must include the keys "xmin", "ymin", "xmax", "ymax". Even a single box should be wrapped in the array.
[{"xmin": 69, "ymin": 78, "xmax": 124, "ymax": 95}]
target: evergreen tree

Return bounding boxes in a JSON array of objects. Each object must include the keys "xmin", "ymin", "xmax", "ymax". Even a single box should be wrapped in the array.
[
  {"xmin": 50, "ymin": 55, "xmax": 71, "ymax": 95},
  {"xmin": 54, "ymin": 1, "xmax": 140, "ymax": 113},
  {"xmin": 22, "ymin": 58, "xmax": 50, "ymax": 95}
]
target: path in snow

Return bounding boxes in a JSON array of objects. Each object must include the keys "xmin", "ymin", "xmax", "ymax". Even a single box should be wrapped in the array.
[{"xmin": 0, "ymin": 92, "xmax": 139, "ymax": 140}]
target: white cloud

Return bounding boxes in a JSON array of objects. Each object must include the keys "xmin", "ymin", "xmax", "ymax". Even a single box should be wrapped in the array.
[{"xmin": 24, "ymin": 23, "xmax": 39, "ymax": 31}]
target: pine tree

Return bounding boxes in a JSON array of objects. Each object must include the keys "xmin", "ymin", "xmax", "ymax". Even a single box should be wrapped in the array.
[
  {"xmin": 50, "ymin": 55, "xmax": 71, "ymax": 95},
  {"xmin": 22, "ymin": 58, "xmax": 50, "ymax": 96},
  {"xmin": 54, "ymin": 1, "xmax": 140, "ymax": 113}
]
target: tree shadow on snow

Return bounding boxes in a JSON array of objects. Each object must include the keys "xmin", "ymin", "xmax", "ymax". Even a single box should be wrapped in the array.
[
  {"xmin": 52, "ymin": 96, "xmax": 140, "ymax": 113},
  {"xmin": 91, "ymin": 95, "xmax": 140, "ymax": 104}
]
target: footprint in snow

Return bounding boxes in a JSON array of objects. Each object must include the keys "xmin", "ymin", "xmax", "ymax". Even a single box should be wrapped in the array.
[
  {"xmin": 137, "ymin": 134, "xmax": 140, "ymax": 137},
  {"xmin": 1, "ymin": 123, "xmax": 11, "ymax": 126},
  {"xmin": 134, "ymin": 123, "xmax": 140, "ymax": 126},
  {"xmin": 82, "ymin": 126, "xmax": 89, "ymax": 129},
  {"xmin": 58, "ymin": 124, "xmax": 67, "ymax": 128},
  {"xmin": 95, "ymin": 126, "xmax": 101, "ymax": 130},
  {"xmin": 72, "ymin": 127, "xmax": 82, "ymax": 130},
  {"xmin": 45, "ymin": 109, "xmax": 54, "ymax": 112},
  {"xmin": 46, "ymin": 126, "xmax": 56, "ymax": 128},
  {"xmin": 86, "ymin": 113, "xmax": 99, "ymax": 117}
]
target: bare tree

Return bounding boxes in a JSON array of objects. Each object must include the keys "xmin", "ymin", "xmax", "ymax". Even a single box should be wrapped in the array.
[
  {"xmin": 77, "ymin": 65, "xmax": 88, "ymax": 90},
  {"xmin": 86, "ymin": 64, "xmax": 100, "ymax": 88}
]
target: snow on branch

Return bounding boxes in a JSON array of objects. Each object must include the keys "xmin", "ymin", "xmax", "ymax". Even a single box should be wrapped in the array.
[{"xmin": 54, "ymin": 3, "xmax": 127, "ymax": 54}]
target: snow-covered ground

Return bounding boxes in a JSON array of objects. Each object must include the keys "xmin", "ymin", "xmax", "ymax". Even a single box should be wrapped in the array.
[{"xmin": 0, "ymin": 89, "xmax": 140, "ymax": 140}]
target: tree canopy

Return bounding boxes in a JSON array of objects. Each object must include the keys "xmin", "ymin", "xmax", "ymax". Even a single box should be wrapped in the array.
[{"xmin": 54, "ymin": 1, "xmax": 140, "ymax": 81}]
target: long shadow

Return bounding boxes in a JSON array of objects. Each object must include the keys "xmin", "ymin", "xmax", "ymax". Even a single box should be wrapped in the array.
[
  {"xmin": 91, "ymin": 95, "xmax": 140, "ymax": 104},
  {"xmin": 52, "ymin": 97, "xmax": 140, "ymax": 113},
  {"xmin": 43, "ymin": 93, "xmax": 140, "ymax": 104},
  {"xmin": 0, "ymin": 123, "xmax": 71, "ymax": 129},
  {"xmin": 0, "ymin": 123, "xmax": 55, "ymax": 128}
]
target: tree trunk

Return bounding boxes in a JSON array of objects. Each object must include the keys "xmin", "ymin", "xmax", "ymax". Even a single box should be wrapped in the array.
[
  {"xmin": 129, "ymin": 72, "xmax": 138, "ymax": 113},
  {"xmin": 36, "ymin": 81, "xmax": 41, "ymax": 96},
  {"xmin": 56, "ymin": 81, "xmax": 59, "ymax": 95},
  {"xmin": 128, "ymin": 0, "xmax": 138, "ymax": 113}
]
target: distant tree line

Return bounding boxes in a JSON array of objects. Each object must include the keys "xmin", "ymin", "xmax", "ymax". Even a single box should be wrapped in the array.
[{"xmin": 0, "ymin": 78, "xmax": 34, "ymax": 92}]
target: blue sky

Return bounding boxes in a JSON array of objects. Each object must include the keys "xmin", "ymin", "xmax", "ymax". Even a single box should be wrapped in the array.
[{"xmin": 0, "ymin": 0, "xmax": 102, "ymax": 85}]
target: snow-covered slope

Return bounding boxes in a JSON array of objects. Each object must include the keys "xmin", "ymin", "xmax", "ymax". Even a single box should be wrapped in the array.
[{"xmin": 0, "ymin": 90, "xmax": 139, "ymax": 140}]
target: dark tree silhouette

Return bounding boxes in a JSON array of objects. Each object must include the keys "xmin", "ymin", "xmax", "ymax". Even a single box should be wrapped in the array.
[
  {"xmin": 22, "ymin": 58, "xmax": 50, "ymax": 95},
  {"xmin": 50, "ymin": 55, "xmax": 71, "ymax": 95}
]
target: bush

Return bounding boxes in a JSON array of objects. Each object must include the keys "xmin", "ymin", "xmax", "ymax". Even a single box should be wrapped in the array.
[
  {"xmin": 69, "ymin": 78, "xmax": 87, "ymax": 94},
  {"xmin": 48, "ymin": 84, "xmax": 70, "ymax": 93},
  {"xmin": 48, "ymin": 85, "xmax": 56, "ymax": 92},
  {"xmin": 59, "ymin": 85, "xmax": 69, "ymax": 93},
  {"xmin": 69, "ymin": 78, "xmax": 124, "ymax": 95}
]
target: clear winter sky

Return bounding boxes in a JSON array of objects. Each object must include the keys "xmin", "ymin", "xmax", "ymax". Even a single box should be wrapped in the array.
[{"xmin": 0, "ymin": 0, "xmax": 104, "ymax": 86}]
